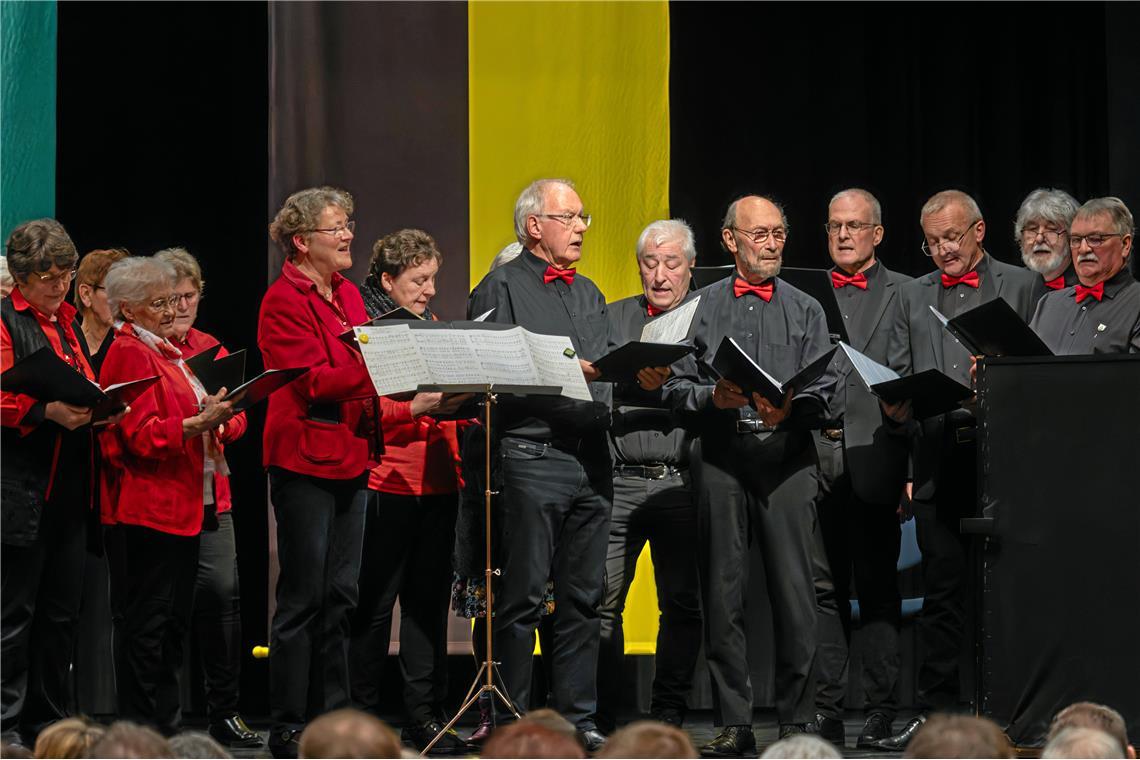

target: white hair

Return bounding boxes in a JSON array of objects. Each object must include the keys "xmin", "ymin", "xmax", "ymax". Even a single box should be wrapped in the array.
[
  {"xmin": 104, "ymin": 256, "xmax": 176, "ymax": 319},
  {"xmin": 760, "ymin": 734, "xmax": 842, "ymax": 759},
  {"xmin": 921, "ymin": 189, "xmax": 983, "ymax": 225},
  {"xmin": 636, "ymin": 219, "xmax": 696, "ymax": 262},
  {"xmin": 490, "ymin": 242, "xmax": 523, "ymax": 272},
  {"xmin": 513, "ymin": 178, "xmax": 575, "ymax": 245},
  {"xmin": 830, "ymin": 188, "xmax": 882, "ymax": 225},
  {"xmin": 1014, "ymin": 188, "xmax": 1079, "ymax": 243},
  {"xmin": 1043, "ymin": 727, "xmax": 1126, "ymax": 759}
]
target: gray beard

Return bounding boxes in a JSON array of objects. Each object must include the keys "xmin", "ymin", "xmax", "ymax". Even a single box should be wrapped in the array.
[
  {"xmin": 1021, "ymin": 248, "xmax": 1066, "ymax": 275},
  {"xmin": 745, "ymin": 259, "xmax": 781, "ymax": 280}
]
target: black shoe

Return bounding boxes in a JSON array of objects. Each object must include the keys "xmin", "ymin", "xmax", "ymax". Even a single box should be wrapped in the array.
[
  {"xmin": 777, "ymin": 722, "xmax": 816, "ymax": 740},
  {"xmin": 650, "ymin": 708, "xmax": 685, "ymax": 728},
  {"xmin": 870, "ymin": 715, "xmax": 926, "ymax": 751},
  {"xmin": 815, "ymin": 713, "xmax": 845, "ymax": 745},
  {"xmin": 209, "ymin": 714, "xmax": 265, "ymax": 748},
  {"xmin": 579, "ymin": 728, "xmax": 607, "ymax": 753},
  {"xmin": 856, "ymin": 712, "xmax": 895, "ymax": 748},
  {"xmin": 700, "ymin": 725, "xmax": 756, "ymax": 757},
  {"xmin": 402, "ymin": 720, "xmax": 471, "ymax": 756},
  {"xmin": 268, "ymin": 728, "xmax": 301, "ymax": 759}
]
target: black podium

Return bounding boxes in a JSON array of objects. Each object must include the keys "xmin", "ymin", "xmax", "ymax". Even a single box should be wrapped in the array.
[{"xmin": 976, "ymin": 354, "xmax": 1140, "ymax": 746}]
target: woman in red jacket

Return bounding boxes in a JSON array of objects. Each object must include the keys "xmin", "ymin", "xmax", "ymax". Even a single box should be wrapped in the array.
[
  {"xmin": 258, "ymin": 187, "xmax": 380, "ymax": 759},
  {"xmin": 99, "ymin": 255, "xmax": 234, "ymax": 734},
  {"xmin": 152, "ymin": 247, "xmax": 261, "ymax": 749},
  {"xmin": 350, "ymin": 229, "xmax": 472, "ymax": 754}
]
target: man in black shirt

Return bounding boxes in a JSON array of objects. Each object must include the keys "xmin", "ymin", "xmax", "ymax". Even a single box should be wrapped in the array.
[
  {"xmin": 811, "ymin": 189, "xmax": 910, "ymax": 749},
  {"xmin": 876, "ymin": 190, "xmax": 1038, "ymax": 750},
  {"xmin": 1014, "ymin": 188, "xmax": 1081, "ymax": 300},
  {"xmin": 665, "ymin": 195, "xmax": 833, "ymax": 757},
  {"xmin": 595, "ymin": 219, "xmax": 702, "ymax": 733},
  {"xmin": 1030, "ymin": 196, "xmax": 1139, "ymax": 354}
]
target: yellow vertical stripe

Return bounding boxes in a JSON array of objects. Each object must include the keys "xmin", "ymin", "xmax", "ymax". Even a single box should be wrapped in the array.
[{"xmin": 469, "ymin": 0, "xmax": 671, "ymax": 655}]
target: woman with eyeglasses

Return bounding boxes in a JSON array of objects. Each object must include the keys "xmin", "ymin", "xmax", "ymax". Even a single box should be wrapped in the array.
[
  {"xmin": 98, "ymin": 255, "xmax": 235, "ymax": 734},
  {"xmin": 258, "ymin": 186, "xmax": 380, "ymax": 758},
  {"xmin": 149, "ymin": 247, "xmax": 262, "ymax": 749},
  {"xmin": 1, "ymin": 219, "xmax": 118, "ymax": 748},
  {"xmin": 74, "ymin": 248, "xmax": 131, "ymax": 375}
]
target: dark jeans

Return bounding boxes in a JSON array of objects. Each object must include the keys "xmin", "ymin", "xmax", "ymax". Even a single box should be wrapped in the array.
[
  {"xmin": 268, "ymin": 467, "xmax": 367, "ymax": 734},
  {"xmin": 1, "ymin": 490, "xmax": 87, "ymax": 742},
  {"xmin": 812, "ymin": 436, "xmax": 901, "ymax": 720},
  {"xmin": 691, "ymin": 432, "xmax": 820, "ymax": 727},
  {"xmin": 105, "ymin": 524, "xmax": 200, "ymax": 735},
  {"xmin": 193, "ymin": 510, "xmax": 242, "ymax": 723},
  {"xmin": 595, "ymin": 470, "xmax": 700, "ymax": 731},
  {"xmin": 349, "ymin": 491, "xmax": 457, "ymax": 725},
  {"xmin": 493, "ymin": 435, "xmax": 612, "ymax": 731}
]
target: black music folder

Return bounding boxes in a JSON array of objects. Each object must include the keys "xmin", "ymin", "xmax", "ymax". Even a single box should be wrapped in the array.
[
  {"xmin": 223, "ymin": 367, "xmax": 308, "ymax": 411},
  {"xmin": 711, "ymin": 337, "xmax": 837, "ymax": 408},
  {"xmin": 779, "ymin": 266, "xmax": 850, "ymax": 344},
  {"xmin": 593, "ymin": 342, "xmax": 696, "ymax": 383},
  {"xmin": 187, "ymin": 349, "xmax": 246, "ymax": 395},
  {"xmin": 183, "ymin": 344, "xmax": 221, "ymax": 374},
  {"xmin": 839, "ymin": 342, "xmax": 972, "ymax": 419},
  {"xmin": 929, "ymin": 302, "xmax": 1053, "ymax": 357}
]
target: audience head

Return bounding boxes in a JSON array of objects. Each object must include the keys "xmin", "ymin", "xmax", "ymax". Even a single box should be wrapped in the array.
[
  {"xmin": 298, "ymin": 708, "xmax": 402, "ymax": 759},
  {"xmin": 5, "ymin": 219, "xmax": 80, "ymax": 318},
  {"xmin": 86, "ymin": 721, "xmax": 174, "ymax": 758},
  {"xmin": 490, "ymin": 242, "xmax": 524, "ymax": 272},
  {"xmin": 269, "ymin": 186, "xmax": 356, "ymax": 275},
  {"xmin": 827, "ymin": 188, "xmax": 884, "ymax": 275},
  {"xmin": 1014, "ymin": 188, "xmax": 1079, "ymax": 277},
  {"xmin": 598, "ymin": 720, "xmax": 698, "ymax": 758},
  {"xmin": 903, "ymin": 713, "xmax": 1013, "ymax": 758},
  {"xmin": 104, "ymin": 256, "xmax": 178, "ymax": 338},
  {"xmin": 759, "ymin": 733, "xmax": 841, "ymax": 759},
  {"xmin": 1070, "ymin": 197, "xmax": 1134, "ymax": 286},
  {"xmin": 75, "ymin": 248, "xmax": 130, "ymax": 329},
  {"xmin": 1050, "ymin": 701, "xmax": 1134, "ymax": 758},
  {"xmin": 481, "ymin": 721, "xmax": 586, "ymax": 758},
  {"xmin": 636, "ymin": 219, "xmax": 695, "ymax": 311},
  {"xmin": 154, "ymin": 247, "xmax": 204, "ymax": 340},
  {"xmin": 365, "ymin": 229, "xmax": 442, "ymax": 316},
  {"xmin": 514, "ymin": 179, "xmax": 588, "ymax": 269},
  {"xmin": 167, "ymin": 731, "xmax": 231, "ymax": 759},
  {"xmin": 1, "ymin": 256, "xmax": 15, "ymax": 297},
  {"xmin": 516, "ymin": 709, "xmax": 578, "ymax": 740},
  {"xmin": 1, "ymin": 742, "xmax": 31, "ymax": 759},
  {"xmin": 920, "ymin": 189, "xmax": 986, "ymax": 277},
  {"xmin": 721, "ymin": 195, "xmax": 788, "ymax": 282},
  {"xmin": 1044, "ymin": 727, "xmax": 1127, "ymax": 759},
  {"xmin": 32, "ymin": 717, "xmax": 105, "ymax": 759}
]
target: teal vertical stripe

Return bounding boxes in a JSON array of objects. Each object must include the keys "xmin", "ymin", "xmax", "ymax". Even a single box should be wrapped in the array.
[{"xmin": 1, "ymin": 0, "xmax": 56, "ymax": 238}]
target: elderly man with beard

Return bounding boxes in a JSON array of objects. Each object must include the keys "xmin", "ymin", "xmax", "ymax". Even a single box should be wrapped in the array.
[
  {"xmin": 1014, "ymin": 188, "xmax": 1081, "ymax": 298},
  {"xmin": 664, "ymin": 195, "xmax": 833, "ymax": 757},
  {"xmin": 1030, "ymin": 197, "xmax": 1139, "ymax": 354}
]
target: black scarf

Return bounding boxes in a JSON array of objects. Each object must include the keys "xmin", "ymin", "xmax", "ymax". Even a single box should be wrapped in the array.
[{"xmin": 359, "ymin": 273, "xmax": 434, "ymax": 321}]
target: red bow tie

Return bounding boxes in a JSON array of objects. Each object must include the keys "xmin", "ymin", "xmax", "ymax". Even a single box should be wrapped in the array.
[
  {"xmin": 1075, "ymin": 282, "xmax": 1104, "ymax": 303},
  {"xmin": 733, "ymin": 278, "xmax": 774, "ymax": 301},
  {"xmin": 1044, "ymin": 275, "xmax": 1066, "ymax": 291},
  {"xmin": 831, "ymin": 271, "xmax": 868, "ymax": 290},
  {"xmin": 941, "ymin": 270, "xmax": 980, "ymax": 289},
  {"xmin": 646, "ymin": 303, "xmax": 664, "ymax": 317},
  {"xmin": 543, "ymin": 265, "xmax": 575, "ymax": 285}
]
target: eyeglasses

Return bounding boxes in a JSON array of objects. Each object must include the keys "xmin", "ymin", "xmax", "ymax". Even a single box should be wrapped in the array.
[
  {"xmin": 172, "ymin": 291, "xmax": 200, "ymax": 306},
  {"xmin": 1070, "ymin": 232, "xmax": 1123, "ymax": 249},
  {"xmin": 310, "ymin": 220, "xmax": 356, "ymax": 239},
  {"xmin": 30, "ymin": 267, "xmax": 79, "ymax": 286},
  {"xmin": 1020, "ymin": 224, "xmax": 1066, "ymax": 243},
  {"xmin": 921, "ymin": 221, "xmax": 978, "ymax": 257},
  {"xmin": 825, "ymin": 221, "xmax": 878, "ymax": 236},
  {"xmin": 732, "ymin": 226, "xmax": 787, "ymax": 244},
  {"xmin": 540, "ymin": 212, "xmax": 592, "ymax": 229},
  {"xmin": 144, "ymin": 296, "xmax": 179, "ymax": 313}
]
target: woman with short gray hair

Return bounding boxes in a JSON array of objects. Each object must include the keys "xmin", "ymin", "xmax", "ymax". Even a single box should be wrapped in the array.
[{"xmin": 99, "ymin": 255, "xmax": 235, "ymax": 734}]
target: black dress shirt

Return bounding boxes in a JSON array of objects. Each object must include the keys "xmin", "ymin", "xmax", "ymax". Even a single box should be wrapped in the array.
[{"xmin": 1030, "ymin": 268, "xmax": 1140, "ymax": 355}]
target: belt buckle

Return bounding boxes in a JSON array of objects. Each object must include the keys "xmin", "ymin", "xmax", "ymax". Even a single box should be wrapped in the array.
[
  {"xmin": 823, "ymin": 428, "xmax": 843, "ymax": 442},
  {"xmin": 736, "ymin": 419, "xmax": 761, "ymax": 434},
  {"xmin": 955, "ymin": 426, "xmax": 976, "ymax": 444},
  {"xmin": 645, "ymin": 464, "xmax": 667, "ymax": 479}
]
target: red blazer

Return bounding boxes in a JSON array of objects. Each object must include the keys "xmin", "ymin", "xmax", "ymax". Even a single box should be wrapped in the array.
[
  {"xmin": 98, "ymin": 324, "xmax": 204, "ymax": 537},
  {"xmin": 174, "ymin": 327, "xmax": 248, "ymax": 514},
  {"xmin": 258, "ymin": 260, "xmax": 379, "ymax": 480},
  {"xmin": 368, "ymin": 396, "xmax": 466, "ymax": 496}
]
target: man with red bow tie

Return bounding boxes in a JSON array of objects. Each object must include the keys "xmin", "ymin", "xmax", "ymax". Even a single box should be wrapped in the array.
[
  {"xmin": 1029, "ymin": 197, "xmax": 1140, "ymax": 355},
  {"xmin": 664, "ymin": 195, "xmax": 834, "ymax": 756},
  {"xmin": 1015, "ymin": 188, "xmax": 1081, "ymax": 299},
  {"xmin": 811, "ymin": 189, "xmax": 911, "ymax": 749},
  {"xmin": 875, "ymin": 190, "xmax": 1038, "ymax": 750}
]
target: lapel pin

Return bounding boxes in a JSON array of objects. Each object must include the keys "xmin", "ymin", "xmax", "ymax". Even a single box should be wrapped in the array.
[{"xmin": 1097, "ymin": 323, "xmax": 1106, "ymax": 332}]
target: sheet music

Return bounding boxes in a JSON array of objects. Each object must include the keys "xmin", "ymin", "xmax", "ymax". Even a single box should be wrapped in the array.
[
  {"xmin": 473, "ymin": 308, "xmax": 495, "ymax": 322},
  {"xmin": 467, "ymin": 327, "xmax": 539, "ymax": 384},
  {"xmin": 522, "ymin": 330, "xmax": 593, "ymax": 401},
  {"xmin": 413, "ymin": 330, "xmax": 483, "ymax": 385},
  {"xmin": 354, "ymin": 324, "xmax": 432, "ymax": 396},
  {"xmin": 839, "ymin": 342, "xmax": 900, "ymax": 388},
  {"xmin": 640, "ymin": 296, "xmax": 701, "ymax": 344}
]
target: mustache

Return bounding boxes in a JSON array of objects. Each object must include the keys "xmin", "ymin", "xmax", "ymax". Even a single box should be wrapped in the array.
[{"xmin": 1078, "ymin": 252, "xmax": 1099, "ymax": 263}]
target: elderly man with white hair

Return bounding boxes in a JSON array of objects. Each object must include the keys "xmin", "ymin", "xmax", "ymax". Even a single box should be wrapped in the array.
[
  {"xmin": 594, "ymin": 219, "xmax": 702, "ymax": 734},
  {"xmin": 1015, "ymin": 187, "xmax": 1082, "ymax": 296}
]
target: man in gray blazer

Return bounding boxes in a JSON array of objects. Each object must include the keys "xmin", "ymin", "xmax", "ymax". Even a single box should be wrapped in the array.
[
  {"xmin": 811, "ymin": 189, "xmax": 911, "ymax": 749},
  {"xmin": 875, "ymin": 190, "xmax": 1038, "ymax": 750}
]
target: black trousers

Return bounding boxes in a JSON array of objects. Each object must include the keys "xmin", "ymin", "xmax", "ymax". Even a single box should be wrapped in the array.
[
  {"xmin": 349, "ymin": 491, "xmax": 457, "ymax": 725},
  {"xmin": 595, "ymin": 470, "xmax": 701, "ymax": 731},
  {"xmin": 691, "ymin": 432, "xmax": 820, "ymax": 727},
  {"xmin": 914, "ymin": 432, "xmax": 976, "ymax": 712},
  {"xmin": 812, "ymin": 436, "xmax": 901, "ymax": 720},
  {"xmin": 192, "ymin": 510, "xmax": 243, "ymax": 723},
  {"xmin": 493, "ymin": 435, "xmax": 612, "ymax": 731},
  {"xmin": 268, "ymin": 467, "xmax": 367, "ymax": 734},
  {"xmin": 0, "ymin": 488, "xmax": 87, "ymax": 742},
  {"xmin": 105, "ymin": 523, "xmax": 199, "ymax": 734}
]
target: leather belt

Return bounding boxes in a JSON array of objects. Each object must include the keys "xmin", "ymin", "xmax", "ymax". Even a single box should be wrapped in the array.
[
  {"xmin": 736, "ymin": 419, "xmax": 773, "ymax": 434},
  {"xmin": 614, "ymin": 464, "xmax": 679, "ymax": 480},
  {"xmin": 822, "ymin": 428, "xmax": 844, "ymax": 441}
]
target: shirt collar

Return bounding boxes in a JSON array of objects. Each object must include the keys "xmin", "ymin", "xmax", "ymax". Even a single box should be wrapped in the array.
[
  {"xmin": 280, "ymin": 259, "xmax": 349, "ymax": 296},
  {"xmin": 9, "ymin": 287, "xmax": 78, "ymax": 324}
]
